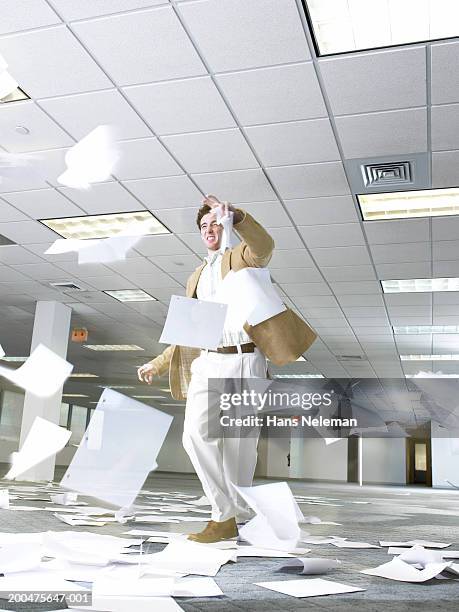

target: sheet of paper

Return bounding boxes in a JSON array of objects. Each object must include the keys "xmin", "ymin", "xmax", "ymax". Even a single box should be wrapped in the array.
[
  {"xmin": 300, "ymin": 535, "xmax": 345, "ymax": 545},
  {"xmin": 236, "ymin": 546, "xmax": 310, "ymax": 558},
  {"xmin": 235, "ymin": 482, "xmax": 302, "ymax": 552},
  {"xmin": 395, "ymin": 545, "xmax": 445, "ymax": 566},
  {"xmin": 171, "ymin": 576, "xmax": 223, "ymax": 597},
  {"xmin": 0, "ymin": 344, "xmax": 4, "ymax": 358},
  {"xmin": 0, "ymin": 572, "xmax": 89, "ymax": 593},
  {"xmin": 301, "ymin": 516, "xmax": 342, "ymax": 526},
  {"xmin": 0, "ymin": 489, "xmax": 9, "ymax": 508},
  {"xmin": 57, "ymin": 125, "xmax": 120, "ymax": 189},
  {"xmin": 0, "ymin": 543, "xmax": 42, "ymax": 573},
  {"xmin": 4, "ymin": 417, "xmax": 71, "ymax": 480},
  {"xmin": 74, "ymin": 596, "xmax": 185, "ymax": 612},
  {"xmin": 214, "ymin": 268, "xmax": 286, "ymax": 328},
  {"xmin": 0, "ymin": 344, "xmax": 73, "ymax": 398},
  {"xmin": 215, "ymin": 206, "xmax": 233, "ymax": 253},
  {"xmin": 277, "ymin": 557, "xmax": 342, "ymax": 575},
  {"xmin": 255, "ymin": 577, "xmax": 364, "ymax": 598},
  {"xmin": 50, "ymin": 492, "xmax": 79, "ymax": 505},
  {"xmin": 159, "ymin": 295, "xmax": 227, "ymax": 350},
  {"xmin": 62, "ymin": 389, "xmax": 172, "ymax": 508},
  {"xmin": 140, "ymin": 540, "xmax": 236, "ymax": 577},
  {"xmin": 380, "ymin": 540, "xmax": 451, "ymax": 548},
  {"xmin": 331, "ymin": 540, "xmax": 380, "ymax": 549},
  {"xmin": 134, "ymin": 516, "xmax": 180, "ymax": 524},
  {"xmin": 93, "ymin": 577, "xmax": 177, "ymax": 597},
  {"xmin": 388, "ymin": 547, "xmax": 459, "ymax": 559},
  {"xmin": 361, "ymin": 557, "xmax": 452, "ymax": 582}
]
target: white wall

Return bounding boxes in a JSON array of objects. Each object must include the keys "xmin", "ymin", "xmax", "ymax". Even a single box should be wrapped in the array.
[
  {"xmin": 265, "ymin": 435, "xmax": 290, "ymax": 478},
  {"xmin": 156, "ymin": 413, "xmax": 195, "ymax": 473},
  {"xmin": 431, "ymin": 421, "xmax": 459, "ymax": 488},
  {"xmin": 362, "ymin": 437, "xmax": 406, "ymax": 485},
  {"xmin": 290, "ymin": 436, "xmax": 348, "ymax": 482}
]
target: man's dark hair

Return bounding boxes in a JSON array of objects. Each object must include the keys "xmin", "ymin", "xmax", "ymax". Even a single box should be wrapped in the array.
[{"xmin": 196, "ymin": 203, "xmax": 212, "ymax": 229}]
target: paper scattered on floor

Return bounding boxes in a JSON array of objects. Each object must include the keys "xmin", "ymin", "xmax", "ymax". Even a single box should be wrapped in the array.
[
  {"xmin": 50, "ymin": 492, "xmax": 79, "ymax": 505},
  {"xmin": 57, "ymin": 125, "xmax": 120, "ymax": 190},
  {"xmin": 159, "ymin": 295, "xmax": 227, "ymax": 350},
  {"xmin": 300, "ymin": 516, "xmax": 342, "ymax": 526},
  {"xmin": 255, "ymin": 577, "xmax": 364, "ymax": 598},
  {"xmin": 277, "ymin": 557, "xmax": 342, "ymax": 575},
  {"xmin": 388, "ymin": 547, "xmax": 459, "ymax": 559},
  {"xmin": 4, "ymin": 417, "xmax": 71, "ymax": 480},
  {"xmin": 62, "ymin": 389, "xmax": 172, "ymax": 508},
  {"xmin": 73, "ymin": 595, "xmax": 185, "ymax": 612},
  {"xmin": 396, "ymin": 545, "xmax": 446, "ymax": 566},
  {"xmin": 0, "ymin": 489, "xmax": 9, "ymax": 508},
  {"xmin": 380, "ymin": 540, "xmax": 451, "ymax": 548},
  {"xmin": 0, "ymin": 543, "xmax": 42, "ymax": 574},
  {"xmin": 361, "ymin": 557, "xmax": 452, "ymax": 582},
  {"xmin": 235, "ymin": 482, "xmax": 302, "ymax": 551},
  {"xmin": 236, "ymin": 546, "xmax": 310, "ymax": 558},
  {"xmin": 331, "ymin": 540, "xmax": 380, "ymax": 549},
  {"xmin": 0, "ymin": 344, "xmax": 73, "ymax": 398}
]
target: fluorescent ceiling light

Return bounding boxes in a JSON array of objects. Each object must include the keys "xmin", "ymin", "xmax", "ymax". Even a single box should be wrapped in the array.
[
  {"xmin": 40, "ymin": 211, "xmax": 169, "ymax": 240},
  {"xmin": 104, "ymin": 289, "xmax": 157, "ymax": 303},
  {"xmin": 62, "ymin": 393, "xmax": 89, "ymax": 398},
  {"xmin": 405, "ymin": 373, "xmax": 459, "ymax": 378},
  {"xmin": 83, "ymin": 344, "xmax": 144, "ymax": 351},
  {"xmin": 382, "ymin": 278, "xmax": 459, "ymax": 293},
  {"xmin": 273, "ymin": 374, "xmax": 324, "ymax": 378},
  {"xmin": 70, "ymin": 373, "xmax": 99, "ymax": 378},
  {"xmin": 359, "ymin": 188, "xmax": 459, "ymax": 221},
  {"xmin": 401, "ymin": 354, "xmax": 459, "ymax": 361},
  {"xmin": 394, "ymin": 325, "xmax": 459, "ymax": 334},
  {"xmin": 305, "ymin": 0, "xmax": 459, "ymax": 56},
  {"xmin": 0, "ymin": 356, "xmax": 28, "ymax": 362}
]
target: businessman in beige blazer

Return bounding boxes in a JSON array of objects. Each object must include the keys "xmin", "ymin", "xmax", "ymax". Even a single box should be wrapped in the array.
[{"xmin": 138, "ymin": 195, "xmax": 316, "ymax": 543}]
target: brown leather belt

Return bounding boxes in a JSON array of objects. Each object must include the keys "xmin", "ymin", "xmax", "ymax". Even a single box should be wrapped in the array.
[{"xmin": 208, "ymin": 342, "xmax": 256, "ymax": 354}]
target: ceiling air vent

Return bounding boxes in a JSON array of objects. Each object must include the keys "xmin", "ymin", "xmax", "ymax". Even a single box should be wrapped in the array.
[
  {"xmin": 50, "ymin": 281, "xmax": 84, "ymax": 291},
  {"xmin": 336, "ymin": 355, "xmax": 367, "ymax": 362},
  {"xmin": 362, "ymin": 161, "xmax": 412, "ymax": 188},
  {"xmin": 344, "ymin": 153, "xmax": 430, "ymax": 194}
]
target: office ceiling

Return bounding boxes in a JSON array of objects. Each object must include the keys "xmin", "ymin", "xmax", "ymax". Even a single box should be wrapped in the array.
[{"xmin": 0, "ymin": 0, "xmax": 458, "ymax": 407}]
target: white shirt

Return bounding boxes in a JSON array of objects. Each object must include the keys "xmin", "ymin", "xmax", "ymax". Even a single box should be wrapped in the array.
[{"xmin": 196, "ymin": 250, "xmax": 251, "ymax": 348}]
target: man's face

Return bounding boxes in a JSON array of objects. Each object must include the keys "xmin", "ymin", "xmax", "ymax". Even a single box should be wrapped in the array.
[{"xmin": 200, "ymin": 211, "xmax": 223, "ymax": 251}]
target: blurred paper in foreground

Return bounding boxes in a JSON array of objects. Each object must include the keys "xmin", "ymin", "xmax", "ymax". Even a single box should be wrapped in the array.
[
  {"xmin": 0, "ymin": 344, "xmax": 73, "ymax": 398},
  {"xmin": 5, "ymin": 417, "xmax": 71, "ymax": 480},
  {"xmin": 57, "ymin": 125, "xmax": 120, "ymax": 190},
  {"xmin": 61, "ymin": 389, "xmax": 173, "ymax": 508},
  {"xmin": 45, "ymin": 233, "xmax": 144, "ymax": 265}
]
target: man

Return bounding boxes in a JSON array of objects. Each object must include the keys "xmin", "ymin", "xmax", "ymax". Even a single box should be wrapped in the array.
[{"xmin": 138, "ymin": 195, "xmax": 316, "ymax": 543}]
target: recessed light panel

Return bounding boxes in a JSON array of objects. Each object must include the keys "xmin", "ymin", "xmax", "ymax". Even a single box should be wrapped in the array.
[
  {"xmin": 382, "ymin": 278, "xmax": 459, "ymax": 293},
  {"xmin": 359, "ymin": 188, "xmax": 459, "ymax": 221},
  {"xmin": 305, "ymin": 0, "xmax": 459, "ymax": 56},
  {"xmin": 104, "ymin": 289, "xmax": 157, "ymax": 303},
  {"xmin": 69, "ymin": 373, "xmax": 99, "ymax": 378},
  {"xmin": 394, "ymin": 325, "xmax": 459, "ymax": 334},
  {"xmin": 83, "ymin": 344, "xmax": 144, "ymax": 351},
  {"xmin": 274, "ymin": 374, "xmax": 324, "ymax": 378},
  {"xmin": 401, "ymin": 354, "xmax": 459, "ymax": 361},
  {"xmin": 40, "ymin": 211, "xmax": 169, "ymax": 240}
]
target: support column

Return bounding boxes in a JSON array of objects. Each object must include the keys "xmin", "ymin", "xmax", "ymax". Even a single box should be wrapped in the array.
[{"xmin": 19, "ymin": 301, "xmax": 72, "ymax": 481}]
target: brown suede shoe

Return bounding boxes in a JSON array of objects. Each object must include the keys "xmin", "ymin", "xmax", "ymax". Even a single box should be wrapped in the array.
[{"xmin": 187, "ymin": 517, "xmax": 238, "ymax": 543}]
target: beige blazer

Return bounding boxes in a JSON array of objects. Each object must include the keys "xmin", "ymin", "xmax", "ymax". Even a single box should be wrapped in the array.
[{"xmin": 149, "ymin": 210, "xmax": 317, "ymax": 400}]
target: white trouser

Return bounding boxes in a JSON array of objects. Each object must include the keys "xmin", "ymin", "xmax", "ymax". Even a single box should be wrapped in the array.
[{"xmin": 183, "ymin": 347, "xmax": 267, "ymax": 522}]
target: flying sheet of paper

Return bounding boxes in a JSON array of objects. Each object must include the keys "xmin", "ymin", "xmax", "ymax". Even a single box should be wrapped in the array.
[
  {"xmin": 380, "ymin": 540, "xmax": 451, "ymax": 548},
  {"xmin": 361, "ymin": 557, "xmax": 452, "ymax": 582},
  {"xmin": 61, "ymin": 389, "xmax": 172, "ymax": 508},
  {"xmin": 159, "ymin": 295, "xmax": 227, "ymax": 350},
  {"xmin": 235, "ymin": 482, "xmax": 302, "ymax": 552},
  {"xmin": 214, "ymin": 267, "xmax": 286, "ymax": 328},
  {"xmin": 0, "ymin": 344, "xmax": 73, "ymax": 398},
  {"xmin": 58, "ymin": 125, "xmax": 120, "ymax": 190},
  {"xmin": 4, "ymin": 417, "xmax": 71, "ymax": 480},
  {"xmin": 277, "ymin": 557, "xmax": 342, "ymax": 575},
  {"xmin": 215, "ymin": 206, "xmax": 234, "ymax": 253},
  {"xmin": 45, "ymin": 232, "xmax": 144, "ymax": 265},
  {"xmin": 0, "ymin": 344, "xmax": 4, "ymax": 358},
  {"xmin": 255, "ymin": 577, "xmax": 364, "ymax": 598}
]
